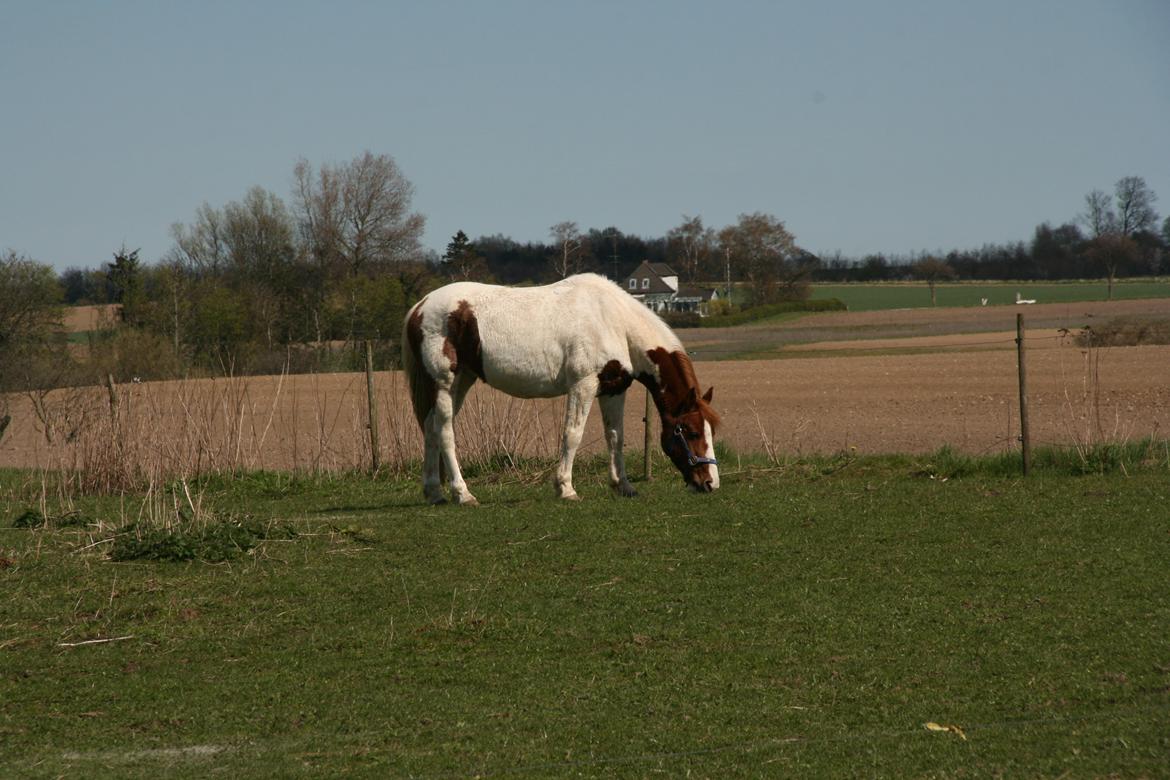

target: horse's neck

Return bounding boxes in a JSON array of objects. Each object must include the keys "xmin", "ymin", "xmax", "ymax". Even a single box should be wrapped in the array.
[
  {"xmin": 626, "ymin": 317, "xmax": 695, "ymax": 419},
  {"xmin": 626, "ymin": 309, "xmax": 681, "ymax": 372}
]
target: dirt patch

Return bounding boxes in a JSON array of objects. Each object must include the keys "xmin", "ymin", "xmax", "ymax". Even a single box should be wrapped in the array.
[{"xmin": 62, "ymin": 305, "xmax": 119, "ymax": 333}]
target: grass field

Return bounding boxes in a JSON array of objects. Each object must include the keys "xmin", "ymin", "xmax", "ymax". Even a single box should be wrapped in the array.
[
  {"xmin": 810, "ymin": 280, "xmax": 1170, "ymax": 312},
  {"xmin": 3, "ymin": 452, "xmax": 1169, "ymax": 777}
]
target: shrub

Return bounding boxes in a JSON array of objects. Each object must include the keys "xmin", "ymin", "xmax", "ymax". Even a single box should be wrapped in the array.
[
  {"xmin": 700, "ymin": 298, "xmax": 846, "ymax": 327},
  {"xmin": 1074, "ymin": 317, "xmax": 1170, "ymax": 348}
]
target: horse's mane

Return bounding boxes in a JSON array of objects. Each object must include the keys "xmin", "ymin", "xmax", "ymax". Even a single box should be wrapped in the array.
[{"xmin": 648, "ymin": 346, "xmax": 721, "ymax": 431}]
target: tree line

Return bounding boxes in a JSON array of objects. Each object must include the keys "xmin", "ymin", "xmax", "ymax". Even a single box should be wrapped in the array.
[{"xmin": 2, "ymin": 152, "xmax": 1166, "ymax": 393}]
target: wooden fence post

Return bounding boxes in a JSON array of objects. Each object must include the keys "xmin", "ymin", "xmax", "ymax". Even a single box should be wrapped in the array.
[
  {"xmin": 365, "ymin": 341, "xmax": 381, "ymax": 474},
  {"xmin": 105, "ymin": 373, "xmax": 119, "ymax": 421},
  {"xmin": 643, "ymin": 385, "xmax": 653, "ymax": 481},
  {"xmin": 1016, "ymin": 313, "xmax": 1031, "ymax": 476}
]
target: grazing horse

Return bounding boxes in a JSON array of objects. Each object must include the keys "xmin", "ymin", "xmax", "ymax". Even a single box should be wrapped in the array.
[{"xmin": 402, "ymin": 273, "xmax": 720, "ymax": 505}]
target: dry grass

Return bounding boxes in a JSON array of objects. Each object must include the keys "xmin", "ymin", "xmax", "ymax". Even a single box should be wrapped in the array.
[{"xmin": 3, "ymin": 324, "xmax": 1170, "ymax": 488}]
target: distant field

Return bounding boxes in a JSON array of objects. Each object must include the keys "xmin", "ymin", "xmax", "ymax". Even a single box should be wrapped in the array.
[{"xmin": 810, "ymin": 280, "xmax": 1170, "ymax": 312}]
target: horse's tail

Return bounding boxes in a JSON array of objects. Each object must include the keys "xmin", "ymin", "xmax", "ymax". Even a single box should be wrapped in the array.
[{"xmin": 402, "ymin": 299, "xmax": 434, "ymax": 431}]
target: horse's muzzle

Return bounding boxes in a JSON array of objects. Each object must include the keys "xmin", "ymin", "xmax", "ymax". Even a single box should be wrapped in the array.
[{"xmin": 688, "ymin": 478, "xmax": 716, "ymax": 494}]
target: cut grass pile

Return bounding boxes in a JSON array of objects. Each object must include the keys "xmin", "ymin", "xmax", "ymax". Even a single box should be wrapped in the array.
[{"xmin": 2, "ymin": 453, "xmax": 1168, "ymax": 777}]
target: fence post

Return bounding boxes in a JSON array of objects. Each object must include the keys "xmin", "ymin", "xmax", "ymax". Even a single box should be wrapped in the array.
[
  {"xmin": 1016, "ymin": 313, "xmax": 1031, "ymax": 476},
  {"xmin": 105, "ymin": 373, "xmax": 119, "ymax": 422},
  {"xmin": 643, "ymin": 386, "xmax": 653, "ymax": 481},
  {"xmin": 365, "ymin": 341, "xmax": 381, "ymax": 474}
]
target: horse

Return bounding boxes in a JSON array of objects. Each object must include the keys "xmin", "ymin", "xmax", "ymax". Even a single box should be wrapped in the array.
[{"xmin": 401, "ymin": 273, "xmax": 720, "ymax": 505}]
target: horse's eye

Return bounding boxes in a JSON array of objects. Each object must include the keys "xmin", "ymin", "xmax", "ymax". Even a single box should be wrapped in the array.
[{"xmin": 685, "ymin": 429, "xmax": 699, "ymax": 441}]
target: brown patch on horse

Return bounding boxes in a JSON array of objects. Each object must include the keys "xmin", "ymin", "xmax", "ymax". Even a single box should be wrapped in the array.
[
  {"xmin": 444, "ymin": 300, "xmax": 485, "ymax": 379},
  {"xmin": 404, "ymin": 299, "xmax": 436, "ymax": 429},
  {"xmin": 644, "ymin": 347, "xmax": 720, "ymax": 429},
  {"xmin": 597, "ymin": 360, "xmax": 634, "ymax": 396}
]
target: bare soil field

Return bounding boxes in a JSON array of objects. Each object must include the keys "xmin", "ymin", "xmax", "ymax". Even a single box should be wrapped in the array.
[
  {"xmin": 687, "ymin": 297, "xmax": 1170, "ymax": 359},
  {"xmin": 3, "ymin": 300, "xmax": 1169, "ymax": 476},
  {"xmin": 61, "ymin": 304, "xmax": 119, "ymax": 333}
]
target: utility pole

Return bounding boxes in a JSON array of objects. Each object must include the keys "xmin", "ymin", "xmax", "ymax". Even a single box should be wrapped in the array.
[
  {"xmin": 725, "ymin": 247, "xmax": 732, "ymax": 304},
  {"xmin": 610, "ymin": 230, "xmax": 620, "ymax": 281}
]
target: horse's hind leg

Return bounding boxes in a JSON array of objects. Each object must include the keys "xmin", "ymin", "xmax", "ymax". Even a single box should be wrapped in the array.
[
  {"xmin": 422, "ymin": 410, "xmax": 446, "ymax": 504},
  {"xmin": 599, "ymin": 393, "xmax": 637, "ymax": 497},
  {"xmin": 435, "ymin": 378, "xmax": 478, "ymax": 506}
]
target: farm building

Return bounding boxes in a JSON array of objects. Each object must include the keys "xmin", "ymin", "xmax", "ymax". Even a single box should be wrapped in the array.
[{"xmin": 623, "ymin": 261, "xmax": 718, "ymax": 315}]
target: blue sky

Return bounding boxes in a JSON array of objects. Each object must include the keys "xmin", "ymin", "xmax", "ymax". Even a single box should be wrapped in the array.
[{"xmin": 2, "ymin": 0, "xmax": 1167, "ymax": 271}]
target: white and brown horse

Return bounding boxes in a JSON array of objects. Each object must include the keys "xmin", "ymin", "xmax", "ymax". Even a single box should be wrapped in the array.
[{"xmin": 402, "ymin": 273, "xmax": 720, "ymax": 504}]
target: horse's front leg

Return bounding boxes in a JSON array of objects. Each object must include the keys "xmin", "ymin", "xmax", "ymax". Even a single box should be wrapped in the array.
[
  {"xmin": 598, "ymin": 393, "xmax": 636, "ymax": 497},
  {"xmin": 554, "ymin": 380, "xmax": 597, "ymax": 500}
]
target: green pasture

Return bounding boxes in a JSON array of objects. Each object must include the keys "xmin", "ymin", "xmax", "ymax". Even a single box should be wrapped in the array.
[
  {"xmin": 3, "ymin": 452, "xmax": 1169, "ymax": 777},
  {"xmin": 810, "ymin": 280, "xmax": 1170, "ymax": 312}
]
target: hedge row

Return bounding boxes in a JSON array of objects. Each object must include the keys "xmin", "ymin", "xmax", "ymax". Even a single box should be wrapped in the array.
[{"xmin": 662, "ymin": 298, "xmax": 847, "ymax": 329}]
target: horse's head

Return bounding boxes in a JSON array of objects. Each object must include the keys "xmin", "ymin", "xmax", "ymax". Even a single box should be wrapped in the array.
[{"xmin": 660, "ymin": 386, "xmax": 720, "ymax": 493}]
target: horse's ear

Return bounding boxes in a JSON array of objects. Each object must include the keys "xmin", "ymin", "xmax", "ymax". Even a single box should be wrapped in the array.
[{"xmin": 703, "ymin": 386, "xmax": 714, "ymax": 404}]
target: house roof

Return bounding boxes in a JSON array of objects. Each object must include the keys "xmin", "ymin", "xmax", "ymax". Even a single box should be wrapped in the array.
[
  {"xmin": 677, "ymin": 285, "xmax": 716, "ymax": 301},
  {"xmin": 625, "ymin": 260, "xmax": 679, "ymax": 295}
]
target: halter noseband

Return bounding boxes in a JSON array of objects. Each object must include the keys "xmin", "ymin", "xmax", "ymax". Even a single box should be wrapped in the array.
[{"xmin": 673, "ymin": 424, "xmax": 717, "ymax": 468}]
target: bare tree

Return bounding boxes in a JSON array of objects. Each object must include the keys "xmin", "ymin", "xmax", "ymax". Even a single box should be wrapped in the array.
[
  {"xmin": 718, "ymin": 213, "xmax": 803, "ymax": 305},
  {"xmin": 294, "ymin": 151, "xmax": 426, "ymax": 280},
  {"xmin": 1080, "ymin": 177, "xmax": 1161, "ymax": 296},
  {"xmin": 170, "ymin": 203, "xmax": 228, "ymax": 275},
  {"xmin": 549, "ymin": 221, "xmax": 584, "ymax": 278},
  {"xmin": 1085, "ymin": 233, "xmax": 1139, "ymax": 301},
  {"xmin": 910, "ymin": 255, "xmax": 957, "ymax": 306},
  {"xmin": 1114, "ymin": 175, "xmax": 1159, "ymax": 237},
  {"xmin": 667, "ymin": 215, "xmax": 716, "ymax": 283},
  {"xmin": 1080, "ymin": 189, "xmax": 1116, "ymax": 238}
]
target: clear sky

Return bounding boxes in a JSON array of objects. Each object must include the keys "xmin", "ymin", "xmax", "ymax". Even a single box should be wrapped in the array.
[{"xmin": 2, "ymin": 0, "xmax": 1168, "ymax": 271}]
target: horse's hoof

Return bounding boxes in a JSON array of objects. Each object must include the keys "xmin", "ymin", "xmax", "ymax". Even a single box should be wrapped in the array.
[
  {"xmin": 560, "ymin": 492, "xmax": 581, "ymax": 501},
  {"xmin": 428, "ymin": 496, "xmax": 448, "ymax": 506},
  {"xmin": 613, "ymin": 483, "xmax": 638, "ymax": 498},
  {"xmin": 456, "ymin": 495, "xmax": 480, "ymax": 507}
]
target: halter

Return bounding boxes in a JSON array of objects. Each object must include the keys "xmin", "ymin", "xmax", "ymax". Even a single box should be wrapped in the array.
[{"xmin": 673, "ymin": 424, "xmax": 718, "ymax": 468}]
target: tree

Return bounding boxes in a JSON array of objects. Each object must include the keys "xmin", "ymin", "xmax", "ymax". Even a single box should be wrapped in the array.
[
  {"xmin": 0, "ymin": 251, "xmax": 64, "ymax": 391},
  {"xmin": 106, "ymin": 247, "xmax": 144, "ymax": 326},
  {"xmin": 1114, "ymin": 176, "xmax": 1159, "ymax": 237},
  {"xmin": 1031, "ymin": 222, "xmax": 1085, "ymax": 279},
  {"xmin": 1096, "ymin": 237, "xmax": 1138, "ymax": 299},
  {"xmin": 718, "ymin": 213, "xmax": 803, "ymax": 305},
  {"xmin": 549, "ymin": 221, "xmax": 585, "ymax": 279},
  {"xmin": 1080, "ymin": 178, "xmax": 1161, "ymax": 292},
  {"xmin": 666, "ymin": 215, "xmax": 716, "ymax": 283},
  {"xmin": 170, "ymin": 202, "xmax": 229, "ymax": 275},
  {"xmin": 1084, "ymin": 234, "xmax": 1139, "ymax": 301},
  {"xmin": 910, "ymin": 256, "xmax": 957, "ymax": 306},
  {"xmin": 442, "ymin": 230, "xmax": 490, "ymax": 281},
  {"xmin": 293, "ymin": 151, "xmax": 425, "ymax": 281},
  {"xmin": 1081, "ymin": 189, "xmax": 1116, "ymax": 239}
]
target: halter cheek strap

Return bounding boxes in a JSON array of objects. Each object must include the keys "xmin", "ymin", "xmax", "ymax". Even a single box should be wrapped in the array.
[{"xmin": 673, "ymin": 424, "xmax": 718, "ymax": 467}]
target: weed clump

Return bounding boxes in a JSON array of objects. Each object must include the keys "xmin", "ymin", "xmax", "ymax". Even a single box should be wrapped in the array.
[
  {"xmin": 110, "ymin": 516, "xmax": 295, "ymax": 563},
  {"xmin": 1074, "ymin": 317, "xmax": 1170, "ymax": 348},
  {"xmin": 12, "ymin": 508, "xmax": 91, "ymax": 529}
]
